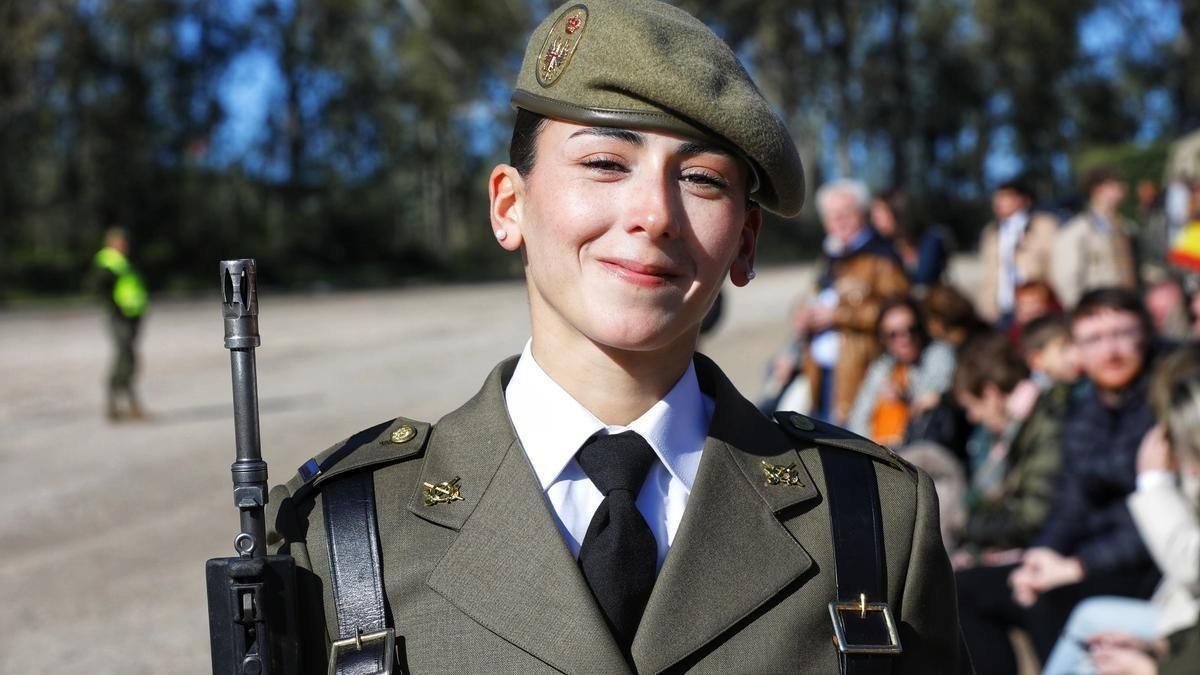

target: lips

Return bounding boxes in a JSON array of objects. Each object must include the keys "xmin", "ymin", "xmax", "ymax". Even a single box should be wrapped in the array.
[{"xmin": 597, "ymin": 257, "xmax": 682, "ymax": 288}]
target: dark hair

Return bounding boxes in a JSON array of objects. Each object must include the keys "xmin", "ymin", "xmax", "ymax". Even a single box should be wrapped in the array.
[
  {"xmin": 509, "ymin": 108, "xmax": 548, "ymax": 177},
  {"xmin": 1071, "ymin": 287, "xmax": 1154, "ymax": 341},
  {"xmin": 1082, "ymin": 165, "xmax": 1123, "ymax": 197},
  {"xmin": 1021, "ymin": 314, "xmax": 1070, "ymax": 354},
  {"xmin": 876, "ymin": 187, "xmax": 922, "ymax": 243},
  {"xmin": 923, "ymin": 284, "xmax": 987, "ymax": 339},
  {"xmin": 875, "ymin": 295, "xmax": 929, "ymax": 350},
  {"xmin": 995, "ymin": 176, "xmax": 1035, "ymax": 201},
  {"xmin": 953, "ymin": 331, "xmax": 1029, "ymax": 397}
]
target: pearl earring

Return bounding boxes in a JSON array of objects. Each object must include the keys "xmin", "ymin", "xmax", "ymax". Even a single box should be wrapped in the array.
[
  {"xmin": 495, "ymin": 229, "xmax": 508, "ymax": 242},
  {"xmin": 747, "ymin": 269, "xmax": 757, "ymax": 281}
]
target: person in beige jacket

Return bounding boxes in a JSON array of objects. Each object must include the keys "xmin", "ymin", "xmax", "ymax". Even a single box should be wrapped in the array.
[
  {"xmin": 1050, "ymin": 166, "xmax": 1138, "ymax": 309},
  {"xmin": 977, "ymin": 178, "xmax": 1059, "ymax": 324}
]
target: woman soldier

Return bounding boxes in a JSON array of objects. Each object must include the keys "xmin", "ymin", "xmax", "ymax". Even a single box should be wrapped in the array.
[{"xmin": 267, "ymin": 1, "xmax": 970, "ymax": 673}]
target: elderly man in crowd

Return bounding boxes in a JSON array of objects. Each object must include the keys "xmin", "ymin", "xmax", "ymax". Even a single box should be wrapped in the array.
[
  {"xmin": 798, "ymin": 179, "xmax": 910, "ymax": 424},
  {"xmin": 956, "ymin": 287, "xmax": 1161, "ymax": 675},
  {"xmin": 977, "ymin": 177, "xmax": 1059, "ymax": 325}
]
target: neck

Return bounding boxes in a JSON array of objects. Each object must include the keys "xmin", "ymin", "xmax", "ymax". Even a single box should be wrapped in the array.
[
  {"xmin": 1091, "ymin": 201, "xmax": 1116, "ymax": 218},
  {"xmin": 529, "ymin": 321, "xmax": 697, "ymax": 428}
]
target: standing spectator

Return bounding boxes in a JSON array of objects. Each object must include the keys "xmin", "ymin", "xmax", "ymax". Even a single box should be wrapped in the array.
[
  {"xmin": 1137, "ymin": 179, "xmax": 1174, "ymax": 281},
  {"xmin": 871, "ymin": 187, "xmax": 950, "ymax": 290},
  {"xmin": 91, "ymin": 227, "xmax": 148, "ymax": 421},
  {"xmin": 799, "ymin": 179, "xmax": 910, "ymax": 424},
  {"xmin": 956, "ymin": 288, "xmax": 1161, "ymax": 674},
  {"xmin": 847, "ymin": 296, "xmax": 956, "ymax": 446},
  {"xmin": 1051, "ymin": 166, "xmax": 1138, "ymax": 308},
  {"xmin": 978, "ymin": 177, "xmax": 1059, "ymax": 325}
]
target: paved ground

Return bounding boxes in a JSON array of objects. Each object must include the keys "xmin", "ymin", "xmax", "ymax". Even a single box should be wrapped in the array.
[
  {"xmin": 0, "ymin": 258, "xmax": 978, "ymax": 673},
  {"xmin": 0, "ymin": 264, "xmax": 822, "ymax": 674}
]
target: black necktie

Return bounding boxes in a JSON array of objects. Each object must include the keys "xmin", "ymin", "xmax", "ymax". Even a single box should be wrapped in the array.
[{"xmin": 576, "ymin": 430, "xmax": 660, "ymax": 653}]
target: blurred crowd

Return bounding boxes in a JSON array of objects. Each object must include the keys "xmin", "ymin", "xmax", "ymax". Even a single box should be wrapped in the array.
[{"xmin": 761, "ymin": 170, "xmax": 1200, "ymax": 675}]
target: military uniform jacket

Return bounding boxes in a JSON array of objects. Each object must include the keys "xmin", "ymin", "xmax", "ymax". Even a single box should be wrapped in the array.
[{"xmin": 267, "ymin": 355, "xmax": 972, "ymax": 674}]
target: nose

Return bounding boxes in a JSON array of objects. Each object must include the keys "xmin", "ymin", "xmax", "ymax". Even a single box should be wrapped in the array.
[{"xmin": 625, "ymin": 172, "xmax": 681, "ymax": 239}]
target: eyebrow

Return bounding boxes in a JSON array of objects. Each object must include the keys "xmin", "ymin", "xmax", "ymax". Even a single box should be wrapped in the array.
[
  {"xmin": 568, "ymin": 127, "xmax": 645, "ymax": 145},
  {"xmin": 566, "ymin": 127, "xmax": 737, "ymax": 160}
]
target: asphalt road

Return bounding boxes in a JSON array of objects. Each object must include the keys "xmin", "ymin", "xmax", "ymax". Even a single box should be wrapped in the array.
[{"xmin": 0, "ymin": 264, "xmax": 826, "ymax": 674}]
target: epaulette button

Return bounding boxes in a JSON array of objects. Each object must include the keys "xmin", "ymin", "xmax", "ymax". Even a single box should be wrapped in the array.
[
  {"xmin": 788, "ymin": 413, "xmax": 816, "ymax": 432},
  {"xmin": 390, "ymin": 425, "xmax": 417, "ymax": 444}
]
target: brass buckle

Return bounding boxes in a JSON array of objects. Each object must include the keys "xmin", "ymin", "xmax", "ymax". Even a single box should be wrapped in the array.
[
  {"xmin": 828, "ymin": 593, "xmax": 903, "ymax": 655},
  {"xmin": 327, "ymin": 627, "xmax": 395, "ymax": 675}
]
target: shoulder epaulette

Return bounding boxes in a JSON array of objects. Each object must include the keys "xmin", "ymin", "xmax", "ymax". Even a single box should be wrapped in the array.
[
  {"xmin": 772, "ymin": 410, "xmax": 916, "ymax": 477},
  {"xmin": 285, "ymin": 416, "xmax": 431, "ymax": 501}
]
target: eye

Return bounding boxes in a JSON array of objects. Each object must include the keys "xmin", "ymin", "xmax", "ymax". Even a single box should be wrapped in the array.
[
  {"xmin": 580, "ymin": 156, "xmax": 629, "ymax": 174},
  {"xmin": 680, "ymin": 169, "xmax": 730, "ymax": 190}
]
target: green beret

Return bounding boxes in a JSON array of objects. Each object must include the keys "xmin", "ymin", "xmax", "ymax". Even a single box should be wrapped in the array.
[{"xmin": 511, "ymin": 0, "xmax": 805, "ymax": 216}]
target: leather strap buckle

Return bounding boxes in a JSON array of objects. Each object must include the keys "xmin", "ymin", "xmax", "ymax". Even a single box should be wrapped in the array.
[
  {"xmin": 828, "ymin": 595, "xmax": 903, "ymax": 655},
  {"xmin": 327, "ymin": 627, "xmax": 395, "ymax": 675}
]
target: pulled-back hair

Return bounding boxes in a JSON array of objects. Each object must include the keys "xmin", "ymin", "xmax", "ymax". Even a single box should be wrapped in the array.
[{"xmin": 509, "ymin": 108, "xmax": 548, "ymax": 177}]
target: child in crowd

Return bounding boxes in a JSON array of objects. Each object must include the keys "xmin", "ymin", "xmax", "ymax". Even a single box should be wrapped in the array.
[
  {"xmin": 950, "ymin": 332, "xmax": 1066, "ymax": 570},
  {"xmin": 1003, "ymin": 315, "xmax": 1081, "ymax": 423}
]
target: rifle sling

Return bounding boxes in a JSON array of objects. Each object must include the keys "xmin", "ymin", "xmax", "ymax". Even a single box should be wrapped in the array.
[
  {"xmin": 820, "ymin": 447, "xmax": 895, "ymax": 675},
  {"xmin": 323, "ymin": 471, "xmax": 392, "ymax": 675}
]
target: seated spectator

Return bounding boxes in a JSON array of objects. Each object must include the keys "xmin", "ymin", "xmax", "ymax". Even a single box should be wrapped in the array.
[
  {"xmin": 847, "ymin": 296, "xmax": 956, "ymax": 446},
  {"xmin": 1144, "ymin": 274, "xmax": 1191, "ymax": 341},
  {"xmin": 950, "ymin": 332, "xmax": 1065, "ymax": 570},
  {"xmin": 956, "ymin": 288, "xmax": 1162, "ymax": 675},
  {"xmin": 871, "ymin": 187, "xmax": 950, "ymax": 290},
  {"xmin": 1043, "ymin": 346, "xmax": 1200, "ymax": 675},
  {"xmin": 1001, "ymin": 315, "xmax": 1081, "ymax": 425},
  {"xmin": 924, "ymin": 283, "xmax": 988, "ymax": 350},
  {"xmin": 1007, "ymin": 279, "xmax": 1062, "ymax": 345},
  {"xmin": 798, "ymin": 179, "xmax": 910, "ymax": 424}
]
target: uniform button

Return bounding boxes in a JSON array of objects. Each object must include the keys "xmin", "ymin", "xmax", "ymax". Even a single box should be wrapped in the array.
[
  {"xmin": 789, "ymin": 413, "xmax": 815, "ymax": 432},
  {"xmin": 390, "ymin": 425, "xmax": 417, "ymax": 444}
]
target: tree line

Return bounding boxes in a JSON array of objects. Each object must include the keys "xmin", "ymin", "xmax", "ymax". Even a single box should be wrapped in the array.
[{"xmin": 1, "ymin": 0, "xmax": 1194, "ymax": 299}]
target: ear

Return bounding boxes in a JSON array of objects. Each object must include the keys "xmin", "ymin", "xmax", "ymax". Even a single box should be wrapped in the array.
[
  {"xmin": 489, "ymin": 163, "xmax": 525, "ymax": 251},
  {"xmin": 729, "ymin": 204, "xmax": 763, "ymax": 287}
]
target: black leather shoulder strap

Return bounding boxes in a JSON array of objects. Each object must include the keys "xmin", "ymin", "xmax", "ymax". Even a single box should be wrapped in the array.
[
  {"xmin": 323, "ymin": 470, "xmax": 393, "ymax": 675},
  {"xmin": 820, "ymin": 446, "xmax": 895, "ymax": 675}
]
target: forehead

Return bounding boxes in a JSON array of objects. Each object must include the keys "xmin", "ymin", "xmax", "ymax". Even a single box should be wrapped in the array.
[
  {"xmin": 1072, "ymin": 308, "xmax": 1142, "ymax": 332},
  {"xmin": 882, "ymin": 306, "xmax": 914, "ymax": 323}
]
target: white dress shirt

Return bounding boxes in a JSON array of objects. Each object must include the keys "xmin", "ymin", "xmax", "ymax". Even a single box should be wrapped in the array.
[
  {"xmin": 504, "ymin": 341, "xmax": 713, "ymax": 570},
  {"xmin": 996, "ymin": 209, "xmax": 1030, "ymax": 315}
]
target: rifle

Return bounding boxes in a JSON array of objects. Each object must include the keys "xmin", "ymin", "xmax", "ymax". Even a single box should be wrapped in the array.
[{"xmin": 206, "ymin": 259, "xmax": 300, "ymax": 675}]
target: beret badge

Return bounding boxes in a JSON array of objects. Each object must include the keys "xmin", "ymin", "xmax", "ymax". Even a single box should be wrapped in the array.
[{"xmin": 536, "ymin": 5, "xmax": 588, "ymax": 88}]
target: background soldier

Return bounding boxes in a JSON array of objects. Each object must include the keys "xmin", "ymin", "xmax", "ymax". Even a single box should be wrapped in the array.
[
  {"xmin": 267, "ymin": 1, "xmax": 971, "ymax": 672},
  {"xmin": 92, "ymin": 227, "xmax": 148, "ymax": 421}
]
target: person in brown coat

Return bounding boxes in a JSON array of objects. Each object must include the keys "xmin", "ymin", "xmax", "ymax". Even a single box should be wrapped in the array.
[
  {"xmin": 977, "ymin": 177, "xmax": 1059, "ymax": 325},
  {"xmin": 800, "ymin": 179, "xmax": 910, "ymax": 424}
]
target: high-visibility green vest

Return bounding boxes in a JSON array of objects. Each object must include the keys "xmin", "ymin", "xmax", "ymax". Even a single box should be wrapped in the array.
[{"xmin": 94, "ymin": 246, "xmax": 148, "ymax": 318}]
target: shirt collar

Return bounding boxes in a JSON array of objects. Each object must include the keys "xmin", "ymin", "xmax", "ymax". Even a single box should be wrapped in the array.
[
  {"xmin": 504, "ymin": 340, "xmax": 710, "ymax": 494},
  {"xmin": 1000, "ymin": 210, "xmax": 1029, "ymax": 235}
]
